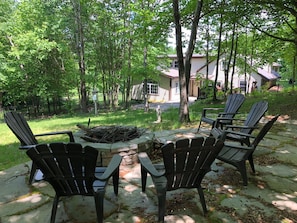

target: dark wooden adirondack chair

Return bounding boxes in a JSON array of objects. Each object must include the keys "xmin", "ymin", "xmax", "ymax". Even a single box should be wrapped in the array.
[
  {"xmin": 213, "ymin": 114, "xmax": 279, "ymax": 186},
  {"xmin": 26, "ymin": 142, "xmax": 122, "ymax": 223},
  {"xmin": 138, "ymin": 137, "xmax": 224, "ymax": 222},
  {"xmin": 197, "ymin": 93, "xmax": 245, "ymax": 132},
  {"xmin": 4, "ymin": 111, "xmax": 75, "ymax": 184},
  {"xmin": 211, "ymin": 101, "xmax": 268, "ymax": 146}
]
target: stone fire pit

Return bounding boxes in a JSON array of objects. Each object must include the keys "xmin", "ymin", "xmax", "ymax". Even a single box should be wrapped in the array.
[{"xmin": 74, "ymin": 125, "xmax": 155, "ymax": 166}]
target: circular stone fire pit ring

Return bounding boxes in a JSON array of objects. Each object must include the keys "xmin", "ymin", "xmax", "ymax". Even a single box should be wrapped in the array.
[{"xmin": 74, "ymin": 125, "xmax": 155, "ymax": 166}]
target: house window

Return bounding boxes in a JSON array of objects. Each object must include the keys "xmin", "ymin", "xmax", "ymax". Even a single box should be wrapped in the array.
[
  {"xmin": 272, "ymin": 65, "xmax": 280, "ymax": 72},
  {"xmin": 174, "ymin": 60, "xmax": 178, "ymax": 68},
  {"xmin": 221, "ymin": 61, "xmax": 227, "ymax": 71},
  {"xmin": 147, "ymin": 81, "xmax": 159, "ymax": 95},
  {"xmin": 240, "ymin": 80, "xmax": 246, "ymax": 92}
]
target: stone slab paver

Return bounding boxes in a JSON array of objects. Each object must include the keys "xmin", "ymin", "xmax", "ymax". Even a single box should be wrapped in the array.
[
  {"xmin": 0, "ymin": 162, "xmax": 30, "ymax": 203},
  {"xmin": 1, "ymin": 125, "xmax": 297, "ymax": 223}
]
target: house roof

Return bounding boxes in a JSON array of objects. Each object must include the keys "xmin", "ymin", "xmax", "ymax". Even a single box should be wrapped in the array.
[
  {"xmin": 271, "ymin": 69, "xmax": 281, "ymax": 78},
  {"xmin": 162, "ymin": 54, "xmax": 281, "ymax": 81},
  {"xmin": 167, "ymin": 54, "xmax": 205, "ymax": 59},
  {"xmin": 257, "ymin": 68, "xmax": 281, "ymax": 80},
  {"xmin": 162, "ymin": 68, "xmax": 196, "ymax": 79},
  {"xmin": 162, "ymin": 68, "xmax": 179, "ymax": 78}
]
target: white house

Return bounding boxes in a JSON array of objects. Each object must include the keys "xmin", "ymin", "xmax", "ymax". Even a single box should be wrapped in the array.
[{"xmin": 131, "ymin": 54, "xmax": 281, "ymax": 102}]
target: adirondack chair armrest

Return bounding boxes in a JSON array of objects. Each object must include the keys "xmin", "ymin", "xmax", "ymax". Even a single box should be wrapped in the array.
[
  {"xmin": 223, "ymin": 143, "xmax": 254, "ymax": 151},
  {"xmin": 138, "ymin": 152, "xmax": 165, "ymax": 177},
  {"xmin": 203, "ymin": 107, "xmax": 223, "ymax": 111},
  {"xmin": 202, "ymin": 107, "xmax": 224, "ymax": 117},
  {"xmin": 19, "ymin": 144, "xmax": 36, "ymax": 150},
  {"xmin": 95, "ymin": 154, "xmax": 122, "ymax": 181},
  {"xmin": 225, "ymin": 130, "xmax": 256, "ymax": 138},
  {"xmin": 211, "ymin": 128, "xmax": 256, "ymax": 140},
  {"xmin": 34, "ymin": 130, "xmax": 75, "ymax": 142},
  {"xmin": 217, "ymin": 111, "xmax": 239, "ymax": 116},
  {"xmin": 214, "ymin": 117, "xmax": 243, "ymax": 128},
  {"xmin": 225, "ymin": 125, "xmax": 258, "ymax": 130},
  {"xmin": 216, "ymin": 117, "xmax": 243, "ymax": 121}
]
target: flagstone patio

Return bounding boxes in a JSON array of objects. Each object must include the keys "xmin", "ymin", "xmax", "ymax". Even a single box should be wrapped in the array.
[{"xmin": 1, "ymin": 121, "xmax": 297, "ymax": 223}]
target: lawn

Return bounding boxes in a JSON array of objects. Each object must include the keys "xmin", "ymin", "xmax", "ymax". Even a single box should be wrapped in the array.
[{"xmin": 0, "ymin": 90, "xmax": 296, "ymax": 170}]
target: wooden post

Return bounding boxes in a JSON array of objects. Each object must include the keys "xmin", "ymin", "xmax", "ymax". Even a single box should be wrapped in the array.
[
  {"xmin": 92, "ymin": 89, "xmax": 98, "ymax": 115},
  {"xmin": 156, "ymin": 105, "xmax": 162, "ymax": 123}
]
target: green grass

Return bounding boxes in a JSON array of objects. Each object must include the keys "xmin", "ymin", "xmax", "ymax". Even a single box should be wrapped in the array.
[
  {"xmin": 1, "ymin": 90, "xmax": 296, "ymax": 171},
  {"xmin": 191, "ymin": 90, "xmax": 297, "ymax": 119}
]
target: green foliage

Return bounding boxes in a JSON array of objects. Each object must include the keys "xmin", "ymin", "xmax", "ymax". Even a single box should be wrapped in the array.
[
  {"xmin": 0, "ymin": 0, "xmax": 296, "ymax": 118},
  {"xmin": 1, "ymin": 90, "xmax": 297, "ymax": 170},
  {"xmin": 1, "ymin": 0, "xmax": 77, "ymax": 111}
]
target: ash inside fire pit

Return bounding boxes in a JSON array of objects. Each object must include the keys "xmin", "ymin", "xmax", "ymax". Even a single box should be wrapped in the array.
[{"xmin": 77, "ymin": 124, "xmax": 146, "ymax": 143}]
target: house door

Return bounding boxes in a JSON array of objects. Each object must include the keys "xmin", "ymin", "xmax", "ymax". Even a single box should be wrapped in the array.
[{"xmin": 190, "ymin": 80, "xmax": 198, "ymax": 97}]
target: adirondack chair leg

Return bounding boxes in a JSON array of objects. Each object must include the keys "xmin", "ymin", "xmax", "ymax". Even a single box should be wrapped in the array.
[
  {"xmin": 112, "ymin": 168, "xmax": 120, "ymax": 195},
  {"xmin": 197, "ymin": 120, "xmax": 202, "ymax": 132},
  {"xmin": 156, "ymin": 186, "xmax": 167, "ymax": 222},
  {"xmin": 94, "ymin": 188, "xmax": 105, "ymax": 223},
  {"xmin": 28, "ymin": 162, "xmax": 38, "ymax": 185},
  {"xmin": 248, "ymin": 155, "xmax": 255, "ymax": 173},
  {"xmin": 50, "ymin": 195, "xmax": 60, "ymax": 223},
  {"xmin": 236, "ymin": 162, "xmax": 248, "ymax": 186},
  {"xmin": 197, "ymin": 186, "xmax": 207, "ymax": 215},
  {"xmin": 140, "ymin": 165, "xmax": 148, "ymax": 192},
  {"xmin": 219, "ymin": 122, "xmax": 224, "ymax": 129}
]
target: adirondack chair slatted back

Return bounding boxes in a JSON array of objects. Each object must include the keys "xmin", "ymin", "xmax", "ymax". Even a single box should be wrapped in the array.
[
  {"xmin": 251, "ymin": 114, "xmax": 279, "ymax": 148},
  {"xmin": 222, "ymin": 93, "xmax": 245, "ymax": 119},
  {"xmin": 5, "ymin": 111, "xmax": 37, "ymax": 146},
  {"xmin": 198, "ymin": 93, "xmax": 245, "ymax": 132},
  {"xmin": 27, "ymin": 143, "xmax": 98, "ymax": 196},
  {"xmin": 5, "ymin": 111, "xmax": 76, "ymax": 185},
  {"xmin": 240, "ymin": 101, "xmax": 268, "ymax": 135},
  {"xmin": 162, "ymin": 137, "xmax": 223, "ymax": 190},
  {"xmin": 26, "ymin": 142, "xmax": 122, "ymax": 223},
  {"xmin": 139, "ymin": 136, "xmax": 224, "ymax": 221}
]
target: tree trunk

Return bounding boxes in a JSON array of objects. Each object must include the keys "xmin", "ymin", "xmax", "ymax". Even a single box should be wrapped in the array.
[
  {"xmin": 113, "ymin": 82, "xmax": 119, "ymax": 108},
  {"xmin": 214, "ymin": 13, "xmax": 223, "ymax": 101},
  {"xmin": 292, "ymin": 16, "xmax": 297, "ymax": 89},
  {"xmin": 206, "ymin": 26, "xmax": 209, "ymax": 80},
  {"xmin": 225, "ymin": 22, "xmax": 236, "ymax": 94},
  {"xmin": 231, "ymin": 32, "xmax": 239, "ymax": 94},
  {"xmin": 72, "ymin": 0, "xmax": 87, "ymax": 112},
  {"xmin": 293, "ymin": 55, "xmax": 296, "ymax": 89},
  {"xmin": 173, "ymin": 0, "xmax": 203, "ymax": 123},
  {"xmin": 125, "ymin": 38, "xmax": 133, "ymax": 109},
  {"xmin": 173, "ymin": 0, "xmax": 186, "ymax": 122},
  {"xmin": 47, "ymin": 97, "xmax": 51, "ymax": 114},
  {"xmin": 143, "ymin": 47, "xmax": 149, "ymax": 112}
]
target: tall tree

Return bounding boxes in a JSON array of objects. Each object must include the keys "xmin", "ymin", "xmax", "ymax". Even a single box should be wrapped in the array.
[
  {"xmin": 173, "ymin": 0, "xmax": 203, "ymax": 123},
  {"xmin": 71, "ymin": 0, "xmax": 88, "ymax": 112},
  {"xmin": 245, "ymin": 1, "xmax": 297, "ymax": 86},
  {"xmin": 3, "ymin": 0, "xmax": 76, "ymax": 114},
  {"xmin": 0, "ymin": 0, "xmax": 15, "ymax": 108}
]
